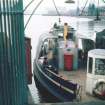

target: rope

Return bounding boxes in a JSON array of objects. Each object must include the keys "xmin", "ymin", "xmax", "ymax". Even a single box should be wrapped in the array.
[{"xmin": 24, "ymin": 0, "xmax": 44, "ymax": 30}]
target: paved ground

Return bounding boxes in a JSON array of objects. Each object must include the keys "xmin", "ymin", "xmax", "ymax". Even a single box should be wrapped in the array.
[
  {"xmin": 59, "ymin": 69, "xmax": 98, "ymax": 102},
  {"xmin": 28, "ymin": 77, "xmax": 40, "ymax": 105},
  {"xmin": 36, "ymin": 101, "xmax": 105, "ymax": 105}
]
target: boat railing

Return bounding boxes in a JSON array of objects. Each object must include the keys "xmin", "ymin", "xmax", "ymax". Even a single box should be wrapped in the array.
[
  {"xmin": 45, "ymin": 67, "xmax": 82, "ymax": 100},
  {"xmin": 36, "ymin": 60, "xmax": 82, "ymax": 101}
]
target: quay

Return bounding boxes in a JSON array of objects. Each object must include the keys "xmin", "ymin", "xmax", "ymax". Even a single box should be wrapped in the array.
[{"xmin": 29, "ymin": 101, "xmax": 105, "ymax": 105}]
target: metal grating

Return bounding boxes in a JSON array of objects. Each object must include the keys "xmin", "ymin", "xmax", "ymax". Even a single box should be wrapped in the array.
[{"xmin": 0, "ymin": 0, "xmax": 28, "ymax": 105}]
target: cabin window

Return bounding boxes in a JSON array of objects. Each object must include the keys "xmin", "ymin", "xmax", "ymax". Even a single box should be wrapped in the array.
[
  {"xmin": 88, "ymin": 57, "xmax": 93, "ymax": 73},
  {"xmin": 95, "ymin": 58, "xmax": 105, "ymax": 75}
]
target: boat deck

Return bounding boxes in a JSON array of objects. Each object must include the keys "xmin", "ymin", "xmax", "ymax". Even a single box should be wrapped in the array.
[{"xmin": 59, "ymin": 68, "xmax": 99, "ymax": 102}]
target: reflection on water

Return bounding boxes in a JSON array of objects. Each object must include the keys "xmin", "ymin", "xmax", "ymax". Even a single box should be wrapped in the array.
[{"xmin": 25, "ymin": 16, "xmax": 105, "ymax": 104}]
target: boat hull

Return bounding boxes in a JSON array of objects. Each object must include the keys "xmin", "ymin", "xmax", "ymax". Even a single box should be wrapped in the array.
[
  {"xmin": 33, "ymin": 60, "xmax": 76, "ymax": 102},
  {"xmin": 34, "ymin": 75, "xmax": 60, "ymax": 102}
]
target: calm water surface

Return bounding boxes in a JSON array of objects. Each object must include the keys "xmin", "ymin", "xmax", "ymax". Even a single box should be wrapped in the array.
[{"xmin": 24, "ymin": 16, "xmax": 105, "ymax": 104}]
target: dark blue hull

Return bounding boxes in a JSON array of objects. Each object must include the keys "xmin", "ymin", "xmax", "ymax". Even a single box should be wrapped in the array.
[
  {"xmin": 33, "ymin": 60, "xmax": 78, "ymax": 102},
  {"xmin": 34, "ymin": 75, "xmax": 60, "ymax": 103}
]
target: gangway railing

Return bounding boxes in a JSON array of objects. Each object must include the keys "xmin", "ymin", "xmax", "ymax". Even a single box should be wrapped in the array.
[
  {"xmin": 45, "ymin": 67, "xmax": 82, "ymax": 101},
  {"xmin": 0, "ymin": 0, "xmax": 27, "ymax": 105}
]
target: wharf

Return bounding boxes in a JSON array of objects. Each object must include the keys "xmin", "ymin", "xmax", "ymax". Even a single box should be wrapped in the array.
[{"xmin": 36, "ymin": 101, "xmax": 105, "ymax": 105}]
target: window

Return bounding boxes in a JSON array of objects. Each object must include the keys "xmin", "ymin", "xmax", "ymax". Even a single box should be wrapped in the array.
[
  {"xmin": 88, "ymin": 57, "xmax": 93, "ymax": 73},
  {"xmin": 95, "ymin": 58, "xmax": 105, "ymax": 75}
]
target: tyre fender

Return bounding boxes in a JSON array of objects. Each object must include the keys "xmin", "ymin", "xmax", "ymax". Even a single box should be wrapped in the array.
[{"xmin": 93, "ymin": 79, "xmax": 105, "ymax": 96}]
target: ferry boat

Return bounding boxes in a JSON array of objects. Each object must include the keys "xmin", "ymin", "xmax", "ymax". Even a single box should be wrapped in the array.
[{"xmin": 33, "ymin": 23, "xmax": 81, "ymax": 102}]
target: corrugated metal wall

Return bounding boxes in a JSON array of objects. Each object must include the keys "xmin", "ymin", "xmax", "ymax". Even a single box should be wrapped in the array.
[{"xmin": 0, "ymin": 0, "xmax": 28, "ymax": 105}]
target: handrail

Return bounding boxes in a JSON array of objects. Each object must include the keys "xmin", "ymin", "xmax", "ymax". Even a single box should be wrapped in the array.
[
  {"xmin": 36, "ymin": 60, "xmax": 77, "ymax": 93},
  {"xmin": 46, "ymin": 68, "xmax": 78, "ymax": 92},
  {"xmin": 36, "ymin": 60, "xmax": 80, "ymax": 96}
]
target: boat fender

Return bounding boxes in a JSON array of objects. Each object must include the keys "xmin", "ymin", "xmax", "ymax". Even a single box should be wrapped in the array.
[{"xmin": 93, "ymin": 80, "xmax": 105, "ymax": 98}]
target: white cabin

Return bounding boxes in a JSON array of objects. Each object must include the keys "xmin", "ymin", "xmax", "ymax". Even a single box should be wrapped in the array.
[{"xmin": 86, "ymin": 49, "xmax": 105, "ymax": 95}]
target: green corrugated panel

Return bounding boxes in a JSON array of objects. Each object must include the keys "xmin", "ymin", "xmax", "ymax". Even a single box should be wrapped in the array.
[{"xmin": 0, "ymin": 0, "xmax": 28, "ymax": 105}]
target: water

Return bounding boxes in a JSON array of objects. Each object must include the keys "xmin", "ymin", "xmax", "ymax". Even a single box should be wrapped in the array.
[{"xmin": 25, "ymin": 15, "xmax": 105, "ymax": 104}]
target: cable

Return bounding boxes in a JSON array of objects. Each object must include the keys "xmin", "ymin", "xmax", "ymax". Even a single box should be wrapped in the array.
[
  {"xmin": 52, "ymin": 0, "xmax": 60, "ymax": 16},
  {"xmin": 80, "ymin": 0, "xmax": 88, "ymax": 15},
  {"xmin": 24, "ymin": 0, "xmax": 44, "ymax": 30},
  {"xmin": 52, "ymin": 0, "xmax": 61, "ymax": 23},
  {"xmin": 23, "ymin": 0, "xmax": 35, "ymax": 12}
]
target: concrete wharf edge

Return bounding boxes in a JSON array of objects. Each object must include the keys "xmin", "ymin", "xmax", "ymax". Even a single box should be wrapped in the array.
[{"xmin": 29, "ymin": 100, "xmax": 105, "ymax": 105}]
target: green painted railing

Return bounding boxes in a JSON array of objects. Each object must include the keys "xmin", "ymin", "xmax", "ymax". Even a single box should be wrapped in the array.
[{"xmin": 0, "ymin": 0, "xmax": 28, "ymax": 105}]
